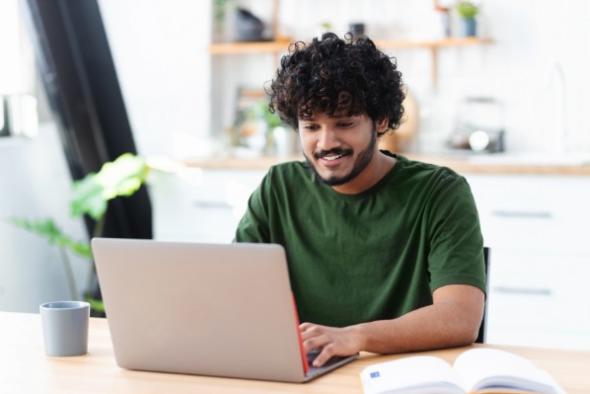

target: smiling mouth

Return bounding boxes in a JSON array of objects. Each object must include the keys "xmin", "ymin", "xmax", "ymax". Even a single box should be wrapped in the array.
[
  {"xmin": 315, "ymin": 149, "xmax": 353, "ymax": 160},
  {"xmin": 316, "ymin": 152, "xmax": 353, "ymax": 169},
  {"xmin": 322, "ymin": 153, "xmax": 347, "ymax": 161}
]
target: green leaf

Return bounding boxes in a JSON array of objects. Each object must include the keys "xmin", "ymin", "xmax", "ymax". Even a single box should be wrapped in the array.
[
  {"xmin": 68, "ymin": 242, "xmax": 92, "ymax": 259},
  {"xmin": 457, "ymin": 1, "xmax": 478, "ymax": 18},
  {"xmin": 71, "ymin": 174, "xmax": 107, "ymax": 220},
  {"xmin": 8, "ymin": 217, "xmax": 92, "ymax": 259},
  {"xmin": 96, "ymin": 153, "xmax": 149, "ymax": 198},
  {"xmin": 263, "ymin": 107, "xmax": 282, "ymax": 129},
  {"xmin": 85, "ymin": 296, "xmax": 105, "ymax": 313},
  {"xmin": 247, "ymin": 100, "xmax": 283, "ymax": 129},
  {"xmin": 70, "ymin": 153, "xmax": 149, "ymax": 220}
]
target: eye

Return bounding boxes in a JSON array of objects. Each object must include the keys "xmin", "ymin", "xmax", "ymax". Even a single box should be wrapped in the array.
[
  {"xmin": 337, "ymin": 122, "xmax": 354, "ymax": 128},
  {"xmin": 302, "ymin": 124, "xmax": 319, "ymax": 131}
]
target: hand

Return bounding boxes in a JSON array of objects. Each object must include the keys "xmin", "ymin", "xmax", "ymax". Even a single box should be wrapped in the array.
[{"xmin": 299, "ymin": 322, "xmax": 365, "ymax": 367}]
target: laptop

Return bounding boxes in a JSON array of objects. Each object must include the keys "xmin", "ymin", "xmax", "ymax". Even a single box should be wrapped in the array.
[{"xmin": 91, "ymin": 238, "xmax": 358, "ymax": 382}]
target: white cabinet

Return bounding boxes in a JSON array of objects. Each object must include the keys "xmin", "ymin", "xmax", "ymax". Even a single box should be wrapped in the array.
[
  {"xmin": 467, "ymin": 175, "xmax": 590, "ymax": 350},
  {"xmin": 150, "ymin": 169, "xmax": 266, "ymax": 243},
  {"xmin": 485, "ymin": 250, "xmax": 590, "ymax": 350},
  {"xmin": 467, "ymin": 175, "xmax": 590, "ymax": 253}
]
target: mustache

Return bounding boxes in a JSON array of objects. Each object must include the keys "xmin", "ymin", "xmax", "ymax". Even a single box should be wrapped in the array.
[{"xmin": 313, "ymin": 148, "xmax": 353, "ymax": 159}]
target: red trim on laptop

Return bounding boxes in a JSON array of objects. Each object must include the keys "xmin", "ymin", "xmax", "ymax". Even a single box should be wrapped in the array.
[{"xmin": 292, "ymin": 293, "xmax": 309, "ymax": 375}]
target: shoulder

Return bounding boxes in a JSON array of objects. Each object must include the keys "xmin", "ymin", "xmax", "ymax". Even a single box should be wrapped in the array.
[
  {"xmin": 265, "ymin": 160, "xmax": 312, "ymax": 185},
  {"xmin": 397, "ymin": 154, "xmax": 461, "ymax": 179},
  {"xmin": 395, "ymin": 154, "xmax": 467, "ymax": 191},
  {"xmin": 253, "ymin": 160, "xmax": 314, "ymax": 199},
  {"xmin": 396, "ymin": 157, "xmax": 478, "ymax": 224}
]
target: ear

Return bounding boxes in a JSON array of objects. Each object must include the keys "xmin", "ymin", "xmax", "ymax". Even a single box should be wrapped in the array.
[{"xmin": 376, "ymin": 118, "xmax": 390, "ymax": 133}]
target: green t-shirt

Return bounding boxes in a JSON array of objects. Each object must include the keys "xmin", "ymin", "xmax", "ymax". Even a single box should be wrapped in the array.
[{"xmin": 235, "ymin": 152, "xmax": 486, "ymax": 327}]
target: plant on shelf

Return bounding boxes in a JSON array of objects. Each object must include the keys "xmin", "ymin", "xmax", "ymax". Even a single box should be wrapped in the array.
[
  {"xmin": 212, "ymin": 0, "xmax": 238, "ymax": 42},
  {"xmin": 249, "ymin": 99, "xmax": 287, "ymax": 155},
  {"xmin": 456, "ymin": 1, "xmax": 479, "ymax": 37},
  {"xmin": 8, "ymin": 153, "xmax": 150, "ymax": 315}
]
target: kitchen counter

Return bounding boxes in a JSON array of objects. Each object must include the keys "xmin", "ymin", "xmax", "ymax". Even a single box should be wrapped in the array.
[{"xmin": 183, "ymin": 153, "xmax": 590, "ymax": 176}]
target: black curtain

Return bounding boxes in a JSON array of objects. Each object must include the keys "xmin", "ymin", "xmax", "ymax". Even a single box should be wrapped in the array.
[{"xmin": 24, "ymin": 0, "xmax": 152, "ymax": 240}]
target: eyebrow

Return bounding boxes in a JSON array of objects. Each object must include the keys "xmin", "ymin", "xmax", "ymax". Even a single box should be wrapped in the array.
[{"xmin": 300, "ymin": 115, "xmax": 357, "ymax": 122}]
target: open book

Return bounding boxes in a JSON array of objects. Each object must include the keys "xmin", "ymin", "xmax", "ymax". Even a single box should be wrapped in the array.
[{"xmin": 360, "ymin": 348, "xmax": 565, "ymax": 394}]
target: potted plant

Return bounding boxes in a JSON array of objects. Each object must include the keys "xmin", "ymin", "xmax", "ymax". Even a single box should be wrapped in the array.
[
  {"xmin": 251, "ymin": 99, "xmax": 284, "ymax": 155},
  {"xmin": 456, "ymin": 1, "xmax": 479, "ymax": 37},
  {"xmin": 8, "ymin": 153, "xmax": 150, "ymax": 315}
]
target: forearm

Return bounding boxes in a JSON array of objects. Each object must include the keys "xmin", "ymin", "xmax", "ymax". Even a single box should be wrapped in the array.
[
  {"xmin": 354, "ymin": 301, "xmax": 482, "ymax": 354},
  {"xmin": 300, "ymin": 285, "xmax": 484, "ymax": 366}
]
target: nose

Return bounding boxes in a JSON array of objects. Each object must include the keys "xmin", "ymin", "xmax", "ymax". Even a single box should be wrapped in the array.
[{"xmin": 317, "ymin": 127, "xmax": 341, "ymax": 151}]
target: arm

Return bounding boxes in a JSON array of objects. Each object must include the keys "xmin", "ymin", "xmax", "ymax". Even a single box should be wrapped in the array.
[
  {"xmin": 234, "ymin": 171, "xmax": 272, "ymax": 243},
  {"xmin": 303, "ymin": 173, "xmax": 486, "ymax": 366},
  {"xmin": 302, "ymin": 283, "xmax": 484, "ymax": 367}
]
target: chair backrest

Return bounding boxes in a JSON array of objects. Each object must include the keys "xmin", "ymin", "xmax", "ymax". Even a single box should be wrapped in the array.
[{"xmin": 475, "ymin": 247, "xmax": 490, "ymax": 343}]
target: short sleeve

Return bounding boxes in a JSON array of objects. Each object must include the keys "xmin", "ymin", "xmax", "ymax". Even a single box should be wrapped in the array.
[
  {"xmin": 234, "ymin": 169, "xmax": 272, "ymax": 243},
  {"xmin": 426, "ymin": 172, "xmax": 486, "ymax": 294}
]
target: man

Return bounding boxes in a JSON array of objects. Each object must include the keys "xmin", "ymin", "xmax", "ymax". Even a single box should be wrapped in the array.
[{"xmin": 235, "ymin": 33, "xmax": 485, "ymax": 368}]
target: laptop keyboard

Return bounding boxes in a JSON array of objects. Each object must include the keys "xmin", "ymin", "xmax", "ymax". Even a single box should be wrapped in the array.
[{"xmin": 306, "ymin": 349, "xmax": 349, "ymax": 369}]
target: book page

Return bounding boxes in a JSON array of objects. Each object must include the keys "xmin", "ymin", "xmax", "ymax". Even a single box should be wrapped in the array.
[
  {"xmin": 453, "ymin": 349, "xmax": 563, "ymax": 394},
  {"xmin": 360, "ymin": 356, "xmax": 464, "ymax": 394}
]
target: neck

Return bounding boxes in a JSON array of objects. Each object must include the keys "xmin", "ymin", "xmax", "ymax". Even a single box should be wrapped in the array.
[{"xmin": 331, "ymin": 151, "xmax": 396, "ymax": 195}]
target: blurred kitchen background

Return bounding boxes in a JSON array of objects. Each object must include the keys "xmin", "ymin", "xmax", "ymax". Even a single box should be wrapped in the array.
[{"xmin": 1, "ymin": 0, "xmax": 589, "ymax": 351}]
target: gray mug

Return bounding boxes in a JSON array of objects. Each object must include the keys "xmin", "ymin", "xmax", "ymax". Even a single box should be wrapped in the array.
[{"xmin": 40, "ymin": 301, "xmax": 90, "ymax": 357}]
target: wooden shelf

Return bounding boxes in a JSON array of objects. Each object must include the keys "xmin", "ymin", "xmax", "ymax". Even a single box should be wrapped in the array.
[
  {"xmin": 376, "ymin": 37, "xmax": 493, "ymax": 49},
  {"xmin": 208, "ymin": 0, "xmax": 494, "ymax": 88},
  {"xmin": 209, "ymin": 40, "xmax": 291, "ymax": 55},
  {"xmin": 209, "ymin": 37, "xmax": 493, "ymax": 55}
]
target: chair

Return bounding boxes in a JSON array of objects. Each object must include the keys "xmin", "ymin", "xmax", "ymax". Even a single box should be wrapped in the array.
[{"xmin": 475, "ymin": 247, "xmax": 490, "ymax": 343}]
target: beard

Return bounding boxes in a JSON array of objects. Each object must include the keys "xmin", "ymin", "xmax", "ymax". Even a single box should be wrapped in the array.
[{"xmin": 304, "ymin": 129, "xmax": 378, "ymax": 186}]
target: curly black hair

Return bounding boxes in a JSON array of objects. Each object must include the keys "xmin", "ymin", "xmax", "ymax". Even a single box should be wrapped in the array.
[{"xmin": 267, "ymin": 32, "xmax": 405, "ymax": 136}]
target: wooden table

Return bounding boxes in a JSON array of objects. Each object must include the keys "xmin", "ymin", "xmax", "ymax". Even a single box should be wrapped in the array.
[{"xmin": 2, "ymin": 311, "xmax": 589, "ymax": 393}]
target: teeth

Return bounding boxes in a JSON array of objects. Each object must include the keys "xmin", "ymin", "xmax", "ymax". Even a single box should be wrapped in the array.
[{"xmin": 323, "ymin": 153, "xmax": 344, "ymax": 161}]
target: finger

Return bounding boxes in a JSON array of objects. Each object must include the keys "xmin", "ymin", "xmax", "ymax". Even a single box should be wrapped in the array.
[
  {"xmin": 303, "ymin": 334, "xmax": 330, "ymax": 354},
  {"xmin": 312, "ymin": 344, "xmax": 336, "ymax": 367},
  {"xmin": 300, "ymin": 322, "xmax": 324, "ymax": 333},
  {"xmin": 301, "ymin": 326, "xmax": 324, "ymax": 341}
]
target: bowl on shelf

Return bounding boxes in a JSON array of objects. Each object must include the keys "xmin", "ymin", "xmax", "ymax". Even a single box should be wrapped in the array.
[{"xmin": 234, "ymin": 8, "xmax": 267, "ymax": 42}]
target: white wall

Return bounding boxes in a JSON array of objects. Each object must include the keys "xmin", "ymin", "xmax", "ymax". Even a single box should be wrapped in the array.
[
  {"xmin": 98, "ymin": 0, "xmax": 212, "ymax": 159},
  {"xmin": 0, "ymin": 123, "xmax": 91, "ymax": 313},
  {"xmin": 0, "ymin": 0, "xmax": 24, "ymax": 94},
  {"xmin": 432, "ymin": 0, "xmax": 590, "ymax": 154}
]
